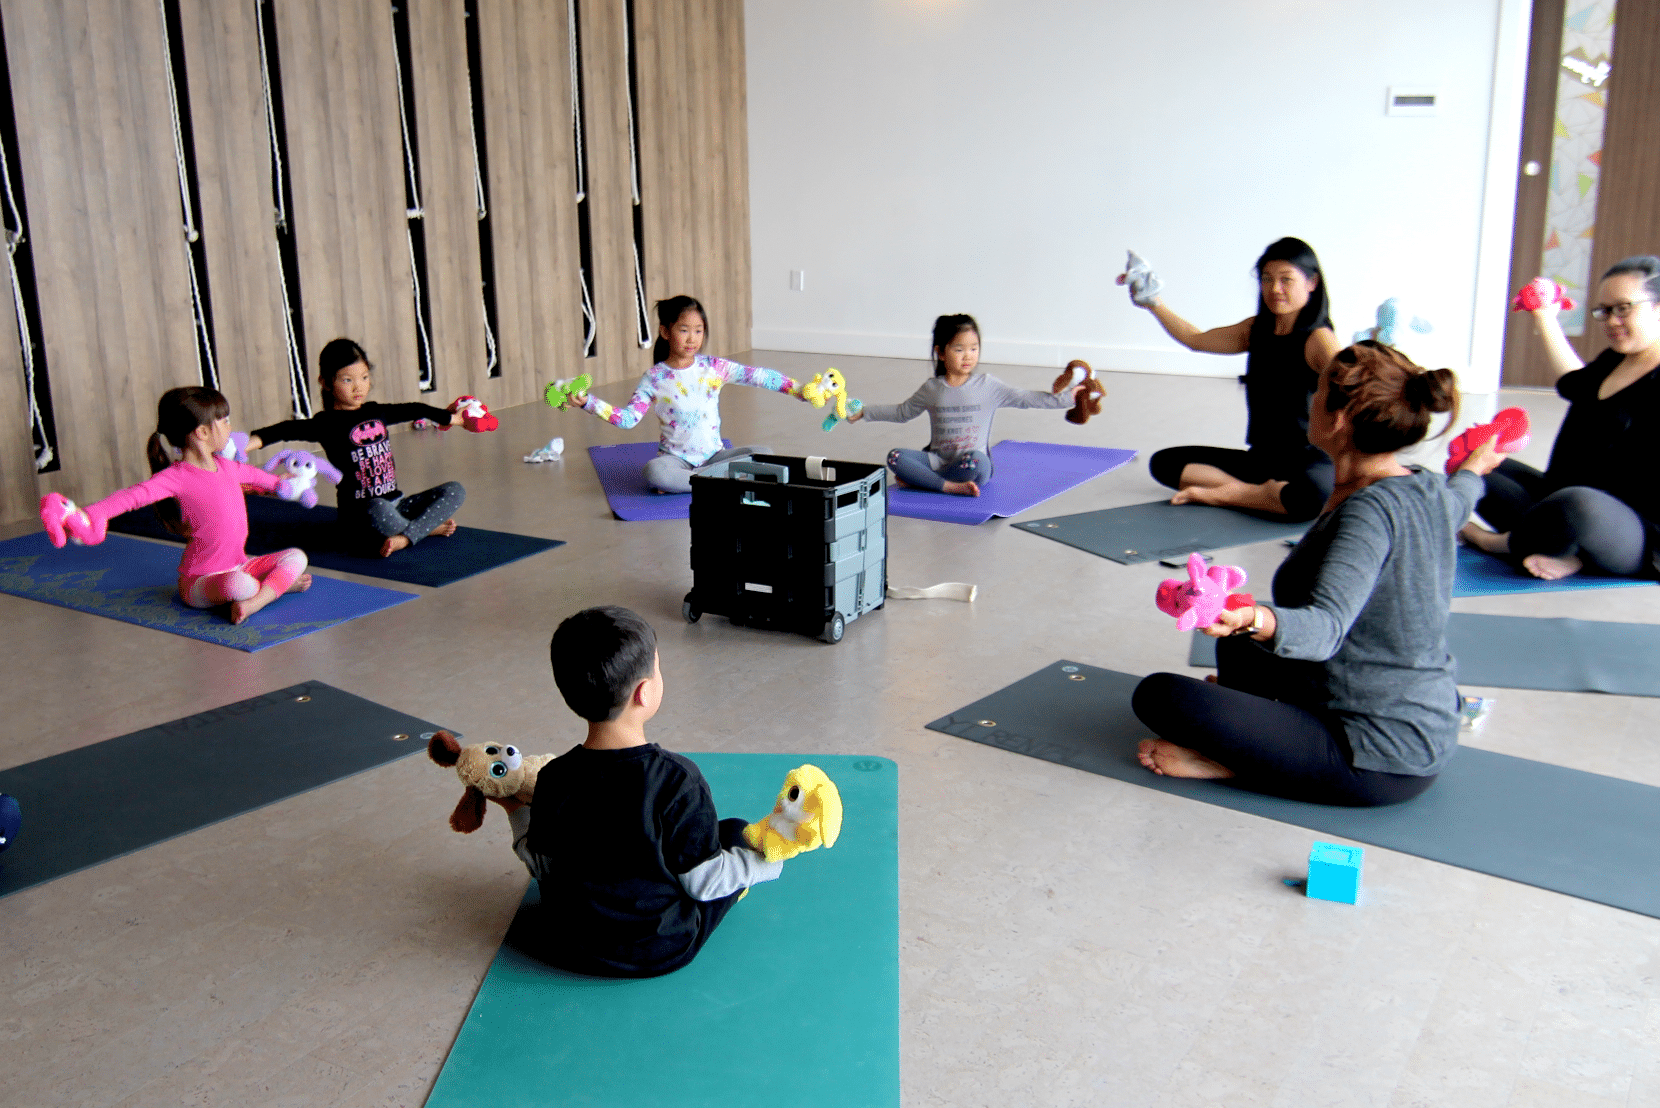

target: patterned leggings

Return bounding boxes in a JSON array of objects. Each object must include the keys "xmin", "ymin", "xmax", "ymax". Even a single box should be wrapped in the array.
[{"xmin": 180, "ymin": 548, "xmax": 308, "ymax": 608}]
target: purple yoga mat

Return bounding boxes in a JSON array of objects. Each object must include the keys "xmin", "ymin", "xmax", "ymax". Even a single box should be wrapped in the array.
[
  {"xmin": 887, "ymin": 440, "xmax": 1138, "ymax": 525},
  {"xmin": 587, "ymin": 440, "xmax": 730, "ymax": 521}
]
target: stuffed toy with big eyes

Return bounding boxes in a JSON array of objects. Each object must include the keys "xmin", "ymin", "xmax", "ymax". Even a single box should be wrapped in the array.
[
  {"xmin": 743, "ymin": 764, "xmax": 843, "ymax": 862},
  {"xmin": 427, "ymin": 730, "xmax": 554, "ymax": 833}
]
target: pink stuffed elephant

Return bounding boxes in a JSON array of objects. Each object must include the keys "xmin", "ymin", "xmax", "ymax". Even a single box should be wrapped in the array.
[{"xmin": 1155, "ymin": 552, "xmax": 1254, "ymax": 632}]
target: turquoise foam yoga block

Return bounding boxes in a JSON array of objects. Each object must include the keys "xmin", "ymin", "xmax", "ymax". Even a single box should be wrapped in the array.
[
  {"xmin": 425, "ymin": 752, "xmax": 900, "ymax": 1108},
  {"xmin": 1307, "ymin": 841, "xmax": 1363, "ymax": 904}
]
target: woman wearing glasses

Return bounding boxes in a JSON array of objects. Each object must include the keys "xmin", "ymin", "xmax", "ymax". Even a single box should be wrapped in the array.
[{"xmin": 1462, "ymin": 255, "xmax": 1660, "ymax": 580}]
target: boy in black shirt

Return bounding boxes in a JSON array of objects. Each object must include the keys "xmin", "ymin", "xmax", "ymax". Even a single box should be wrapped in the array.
[{"xmin": 503, "ymin": 606, "xmax": 782, "ymax": 977}]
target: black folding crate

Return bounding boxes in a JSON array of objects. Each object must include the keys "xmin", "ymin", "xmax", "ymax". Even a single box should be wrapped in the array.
[{"xmin": 685, "ymin": 455, "xmax": 886, "ymax": 643}]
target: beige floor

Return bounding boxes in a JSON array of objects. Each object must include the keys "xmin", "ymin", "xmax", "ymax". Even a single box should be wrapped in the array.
[{"xmin": 3, "ymin": 352, "xmax": 1658, "ymax": 1108}]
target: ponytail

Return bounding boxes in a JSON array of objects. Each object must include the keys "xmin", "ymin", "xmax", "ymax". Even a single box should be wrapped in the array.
[
  {"xmin": 930, "ymin": 313, "xmax": 979, "ymax": 376},
  {"xmin": 652, "ymin": 295, "xmax": 708, "ymax": 364},
  {"xmin": 149, "ymin": 385, "xmax": 230, "ymax": 534},
  {"xmin": 1324, "ymin": 340, "xmax": 1459, "ymax": 455}
]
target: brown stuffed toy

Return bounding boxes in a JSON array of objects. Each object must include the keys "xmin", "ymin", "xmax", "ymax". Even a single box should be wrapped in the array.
[
  {"xmin": 426, "ymin": 730, "xmax": 554, "ymax": 833},
  {"xmin": 1052, "ymin": 359, "xmax": 1106, "ymax": 425}
]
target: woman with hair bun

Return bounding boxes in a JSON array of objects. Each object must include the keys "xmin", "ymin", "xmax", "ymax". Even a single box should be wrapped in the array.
[
  {"xmin": 1462, "ymin": 255, "xmax": 1660, "ymax": 580},
  {"xmin": 1130, "ymin": 342, "xmax": 1497, "ymax": 807}
]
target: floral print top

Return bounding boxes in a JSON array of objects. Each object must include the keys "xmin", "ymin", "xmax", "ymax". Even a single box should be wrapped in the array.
[{"xmin": 584, "ymin": 355, "xmax": 802, "ymax": 465}]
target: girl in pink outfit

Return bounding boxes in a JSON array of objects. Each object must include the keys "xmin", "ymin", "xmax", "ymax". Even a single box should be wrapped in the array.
[{"xmin": 40, "ymin": 387, "xmax": 312, "ymax": 625}]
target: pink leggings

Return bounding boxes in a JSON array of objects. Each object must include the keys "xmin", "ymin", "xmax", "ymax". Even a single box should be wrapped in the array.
[{"xmin": 180, "ymin": 548, "xmax": 308, "ymax": 609}]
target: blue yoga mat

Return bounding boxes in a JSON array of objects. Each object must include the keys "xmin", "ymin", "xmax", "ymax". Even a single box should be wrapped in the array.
[
  {"xmin": 425, "ymin": 752, "xmax": 900, "ymax": 1108},
  {"xmin": 887, "ymin": 440, "xmax": 1137, "ymax": 525},
  {"xmin": 1452, "ymin": 544, "xmax": 1657, "ymax": 597},
  {"xmin": 0, "ymin": 531, "xmax": 415, "ymax": 651},
  {"xmin": 107, "ymin": 495, "xmax": 564, "ymax": 588}
]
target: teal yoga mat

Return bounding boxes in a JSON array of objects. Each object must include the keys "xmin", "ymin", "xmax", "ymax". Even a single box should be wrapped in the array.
[
  {"xmin": 1014, "ymin": 499, "xmax": 1306, "ymax": 564},
  {"xmin": 425, "ymin": 752, "xmax": 900, "ymax": 1108},
  {"xmin": 1452, "ymin": 545, "xmax": 1657, "ymax": 597},
  {"xmin": 926, "ymin": 661, "xmax": 1660, "ymax": 918}
]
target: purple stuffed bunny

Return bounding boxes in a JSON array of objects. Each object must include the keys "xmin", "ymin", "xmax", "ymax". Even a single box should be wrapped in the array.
[{"xmin": 262, "ymin": 449, "xmax": 343, "ymax": 510}]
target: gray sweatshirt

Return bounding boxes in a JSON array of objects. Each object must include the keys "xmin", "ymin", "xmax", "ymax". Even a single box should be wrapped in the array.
[
  {"xmin": 860, "ymin": 373, "xmax": 1070, "ymax": 462},
  {"xmin": 1266, "ymin": 467, "xmax": 1481, "ymax": 775}
]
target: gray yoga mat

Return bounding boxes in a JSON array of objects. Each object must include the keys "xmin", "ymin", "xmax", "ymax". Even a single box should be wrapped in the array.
[
  {"xmin": 925, "ymin": 660, "xmax": 1660, "ymax": 918},
  {"xmin": 1013, "ymin": 500, "xmax": 1306, "ymax": 564},
  {"xmin": 1186, "ymin": 615, "xmax": 1660, "ymax": 697},
  {"xmin": 0, "ymin": 681, "xmax": 446, "ymax": 897}
]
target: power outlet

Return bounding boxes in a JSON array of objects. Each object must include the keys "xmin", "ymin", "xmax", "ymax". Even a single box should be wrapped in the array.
[{"xmin": 790, "ymin": 270, "xmax": 806, "ymax": 292}]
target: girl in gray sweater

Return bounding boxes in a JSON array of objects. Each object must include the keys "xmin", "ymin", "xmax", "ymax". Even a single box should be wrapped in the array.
[{"xmin": 1132, "ymin": 341, "xmax": 1506, "ymax": 806}]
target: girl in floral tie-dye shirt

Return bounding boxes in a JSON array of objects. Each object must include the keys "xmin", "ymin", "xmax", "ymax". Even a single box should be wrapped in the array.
[{"xmin": 565, "ymin": 295, "xmax": 813, "ymax": 493}]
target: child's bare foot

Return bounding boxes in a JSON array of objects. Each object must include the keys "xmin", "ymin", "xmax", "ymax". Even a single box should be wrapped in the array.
[
  {"xmin": 1136, "ymin": 738, "xmax": 1235, "ymax": 779},
  {"xmin": 379, "ymin": 533, "xmax": 412, "ymax": 558},
  {"xmin": 1459, "ymin": 523, "xmax": 1510, "ymax": 555},
  {"xmin": 286, "ymin": 573, "xmax": 312, "ymax": 595},
  {"xmin": 941, "ymin": 479, "xmax": 981, "ymax": 497},
  {"xmin": 229, "ymin": 585, "xmax": 281, "ymax": 625},
  {"xmin": 433, "ymin": 518, "xmax": 459, "ymax": 537},
  {"xmin": 1522, "ymin": 552, "xmax": 1583, "ymax": 580}
]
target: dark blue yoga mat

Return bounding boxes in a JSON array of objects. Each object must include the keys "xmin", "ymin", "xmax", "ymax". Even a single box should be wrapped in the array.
[
  {"xmin": 0, "ymin": 531, "xmax": 415, "ymax": 651},
  {"xmin": 1014, "ymin": 499, "xmax": 1306, "ymax": 563},
  {"xmin": 0, "ymin": 681, "xmax": 447, "ymax": 898},
  {"xmin": 886, "ymin": 440, "xmax": 1137, "ymax": 525},
  {"xmin": 926, "ymin": 660, "xmax": 1660, "ymax": 918},
  {"xmin": 1452, "ymin": 544, "xmax": 1657, "ymax": 598},
  {"xmin": 425, "ymin": 752, "xmax": 900, "ymax": 1108},
  {"xmin": 107, "ymin": 495, "xmax": 563, "ymax": 588}
]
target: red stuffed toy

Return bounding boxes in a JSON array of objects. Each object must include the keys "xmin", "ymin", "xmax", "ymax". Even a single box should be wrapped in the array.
[
  {"xmin": 450, "ymin": 396, "xmax": 498, "ymax": 433},
  {"xmin": 1511, "ymin": 277, "xmax": 1575, "ymax": 314},
  {"xmin": 1445, "ymin": 407, "xmax": 1530, "ymax": 474}
]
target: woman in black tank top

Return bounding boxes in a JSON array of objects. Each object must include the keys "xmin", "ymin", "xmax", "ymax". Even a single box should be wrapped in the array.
[{"xmin": 1123, "ymin": 237, "xmax": 1343, "ymax": 521}]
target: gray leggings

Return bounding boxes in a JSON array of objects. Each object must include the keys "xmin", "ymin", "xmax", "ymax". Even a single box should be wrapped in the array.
[
  {"xmin": 887, "ymin": 447, "xmax": 992, "ymax": 492},
  {"xmin": 644, "ymin": 445, "xmax": 772, "ymax": 494},
  {"xmin": 1477, "ymin": 460, "xmax": 1652, "ymax": 576},
  {"xmin": 364, "ymin": 481, "xmax": 466, "ymax": 545}
]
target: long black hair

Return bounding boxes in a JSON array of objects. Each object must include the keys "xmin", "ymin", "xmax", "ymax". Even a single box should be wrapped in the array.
[
  {"xmin": 652, "ymin": 295, "xmax": 709, "ymax": 364},
  {"xmin": 145, "ymin": 385, "xmax": 231, "ymax": 534},
  {"xmin": 318, "ymin": 337, "xmax": 372, "ymax": 409},
  {"xmin": 930, "ymin": 313, "xmax": 980, "ymax": 377},
  {"xmin": 1250, "ymin": 237, "xmax": 1331, "ymax": 340}
]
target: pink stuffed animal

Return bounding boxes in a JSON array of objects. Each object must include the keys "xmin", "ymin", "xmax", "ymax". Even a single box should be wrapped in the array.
[
  {"xmin": 1444, "ymin": 407, "xmax": 1530, "ymax": 474},
  {"xmin": 39, "ymin": 492, "xmax": 107, "ymax": 547},
  {"xmin": 262, "ymin": 449, "xmax": 342, "ymax": 509},
  {"xmin": 450, "ymin": 395, "xmax": 498, "ymax": 433},
  {"xmin": 1512, "ymin": 277, "xmax": 1575, "ymax": 314},
  {"xmin": 1156, "ymin": 552, "xmax": 1254, "ymax": 632}
]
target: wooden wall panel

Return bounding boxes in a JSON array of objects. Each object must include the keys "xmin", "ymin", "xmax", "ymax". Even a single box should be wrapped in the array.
[
  {"xmin": 0, "ymin": 266, "xmax": 33, "ymax": 523},
  {"xmin": 5, "ymin": 0, "xmax": 199, "ymax": 502},
  {"xmin": 275, "ymin": 0, "xmax": 420, "ymax": 408},
  {"xmin": 177, "ymin": 0, "xmax": 293, "ymax": 432},
  {"xmin": 1588, "ymin": 0, "xmax": 1660, "ymax": 299},
  {"xmin": 408, "ymin": 0, "xmax": 491, "ymax": 405},
  {"xmin": 476, "ymin": 0, "xmax": 582, "ymax": 399},
  {"xmin": 635, "ymin": 0, "xmax": 751, "ymax": 362}
]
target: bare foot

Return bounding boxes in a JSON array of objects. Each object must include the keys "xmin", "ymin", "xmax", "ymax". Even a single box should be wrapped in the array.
[
  {"xmin": 379, "ymin": 533, "xmax": 413, "ymax": 558},
  {"xmin": 229, "ymin": 584, "xmax": 281, "ymax": 625},
  {"xmin": 941, "ymin": 479, "xmax": 981, "ymax": 497},
  {"xmin": 1459, "ymin": 523, "xmax": 1510, "ymax": 555},
  {"xmin": 286, "ymin": 573, "xmax": 312, "ymax": 595},
  {"xmin": 433, "ymin": 518, "xmax": 459, "ymax": 537},
  {"xmin": 1136, "ymin": 738, "xmax": 1235, "ymax": 779},
  {"xmin": 1522, "ymin": 552, "xmax": 1583, "ymax": 580},
  {"xmin": 1170, "ymin": 486, "xmax": 1214, "ymax": 506}
]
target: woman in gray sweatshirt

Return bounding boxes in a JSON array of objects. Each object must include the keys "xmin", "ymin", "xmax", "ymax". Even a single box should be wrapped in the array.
[{"xmin": 1132, "ymin": 341, "xmax": 1505, "ymax": 806}]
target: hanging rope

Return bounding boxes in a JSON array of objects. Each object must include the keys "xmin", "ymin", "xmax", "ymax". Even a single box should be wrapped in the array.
[
  {"xmin": 388, "ymin": 4, "xmax": 435, "ymax": 390},
  {"xmin": 568, "ymin": 0, "xmax": 585, "ymax": 203},
  {"xmin": 580, "ymin": 266, "xmax": 597, "ymax": 357},
  {"xmin": 157, "ymin": 0, "xmax": 218, "ymax": 390},
  {"xmin": 255, "ymin": 0, "xmax": 310, "ymax": 418},
  {"xmin": 0, "ymin": 137, "xmax": 48, "ymax": 469}
]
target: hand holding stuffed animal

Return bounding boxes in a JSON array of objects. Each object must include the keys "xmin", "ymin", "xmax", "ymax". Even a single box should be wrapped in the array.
[
  {"xmin": 1445, "ymin": 407, "xmax": 1530, "ymax": 474},
  {"xmin": 262, "ymin": 449, "xmax": 342, "ymax": 509},
  {"xmin": 743, "ymin": 764, "xmax": 843, "ymax": 863},
  {"xmin": 39, "ymin": 492, "xmax": 107, "ymax": 547},
  {"xmin": 543, "ymin": 375, "xmax": 594, "ymax": 410},
  {"xmin": 1156, "ymin": 552, "xmax": 1253, "ymax": 632},
  {"xmin": 1512, "ymin": 276, "xmax": 1575, "ymax": 314},
  {"xmin": 427, "ymin": 730, "xmax": 554, "ymax": 833},
  {"xmin": 799, "ymin": 369, "xmax": 861, "ymax": 430},
  {"xmin": 450, "ymin": 396, "xmax": 498, "ymax": 433},
  {"xmin": 1052, "ymin": 359, "xmax": 1106, "ymax": 425}
]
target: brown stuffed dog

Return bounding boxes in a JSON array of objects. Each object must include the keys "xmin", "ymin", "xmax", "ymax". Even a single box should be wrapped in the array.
[
  {"xmin": 427, "ymin": 730, "xmax": 554, "ymax": 833},
  {"xmin": 1052, "ymin": 359, "xmax": 1106, "ymax": 425}
]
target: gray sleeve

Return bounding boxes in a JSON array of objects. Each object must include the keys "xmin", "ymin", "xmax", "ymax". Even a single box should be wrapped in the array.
[
  {"xmin": 859, "ymin": 380, "xmax": 935, "ymax": 424},
  {"xmin": 677, "ymin": 843, "xmax": 784, "ymax": 901},
  {"xmin": 1448, "ymin": 468, "xmax": 1482, "ymax": 517},
  {"xmin": 1267, "ymin": 498, "xmax": 1391, "ymax": 663},
  {"xmin": 509, "ymin": 806, "xmax": 541, "ymax": 880},
  {"xmin": 984, "ymin": 374, "xmax": 1070, "ymax": 410}
]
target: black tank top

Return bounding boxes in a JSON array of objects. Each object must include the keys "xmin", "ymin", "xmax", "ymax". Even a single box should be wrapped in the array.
[{"xmin": 1243, "ymin": 324, "xmax": 1324, "ymax": 461}]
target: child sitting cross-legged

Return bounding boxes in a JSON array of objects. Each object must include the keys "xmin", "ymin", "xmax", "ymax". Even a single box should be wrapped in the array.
[{"xmin": 502, "ymin": 605, "xmax": 783, "ymax": 977}]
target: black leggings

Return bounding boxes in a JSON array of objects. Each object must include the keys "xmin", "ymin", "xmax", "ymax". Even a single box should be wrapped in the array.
[
  {"xmin": 1148, "ymin": 445, "xmax": 1333, "ymax": 523},
  {"xmin": 1476, "ymin": 460, "xmax": 1652, "ymax": 577},
  {"xmin": 1131, "ymin": 636, "xmax": 1435, "ymax": 807}
]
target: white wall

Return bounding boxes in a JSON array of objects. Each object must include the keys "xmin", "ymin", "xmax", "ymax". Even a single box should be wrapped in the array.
[{"xmin": 745, "ymin": 0, "xmax": 1529, "ymax": 392}]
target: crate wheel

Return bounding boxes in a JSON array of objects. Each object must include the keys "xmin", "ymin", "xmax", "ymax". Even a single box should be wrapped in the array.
[
  {"xmin": 682, "ymin": 593, "xmax": 700, "ymax": 624},
  {"xmin": 821, "ymin": 613, "xmax": 845, "ymax": 644}
]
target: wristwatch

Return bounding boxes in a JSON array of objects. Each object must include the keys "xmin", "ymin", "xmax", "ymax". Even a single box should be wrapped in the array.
[{"xmin": 1233, "ymin": 605, "xmax": 1266, "ymax": 637}]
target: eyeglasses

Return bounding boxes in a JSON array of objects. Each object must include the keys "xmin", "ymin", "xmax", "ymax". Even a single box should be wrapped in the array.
[{"xmin": 1590, "ymin": 299, "xmax": 1655, "ymax": 321}]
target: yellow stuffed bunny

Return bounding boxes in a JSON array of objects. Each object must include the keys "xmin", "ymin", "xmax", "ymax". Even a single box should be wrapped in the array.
[{"xmin": 743, "ymin": 764, "xmax": 843, "ymax": 862}]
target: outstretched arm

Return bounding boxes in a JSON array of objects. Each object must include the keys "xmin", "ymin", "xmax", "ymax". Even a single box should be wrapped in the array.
[
  {"xmin": 857, "ymin": 381, "xmax": 933, "ymax": 424},
  {"xmin": 711, "ymin": 357, "xmax": 803, "ymax": 398},
  {"xmin": 572, "ymin": 372, "xmax": 657, "ymax": 430},
  {"xmin": 1145, "ymin": 304, "xmax": 1253, "ymax": 355},
  {"xmin": 1528, "ymin": 305, "xmax": 1586, "ymax": 379}
]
